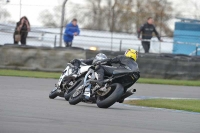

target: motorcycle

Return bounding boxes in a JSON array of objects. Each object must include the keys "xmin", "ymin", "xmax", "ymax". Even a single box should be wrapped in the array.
[
  {"xmin": 49, "ymin": 62, "xmax": 91, "ymax": 101},
  {"xmin": 68, "ymin": 64, "xmax": 140, "ymax": 108}
]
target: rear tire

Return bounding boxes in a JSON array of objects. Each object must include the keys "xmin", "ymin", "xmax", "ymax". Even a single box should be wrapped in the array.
[
  {"xmin": 96, "ymin": 83, "xmax": 124, "ymax": 108},
  {"xmin": 49, "ymin": 89, "xmax": 58, "ymax": 99},
  {"xmin": 64, "ymin": 78, "xmax": 84, "ymax": 101}
]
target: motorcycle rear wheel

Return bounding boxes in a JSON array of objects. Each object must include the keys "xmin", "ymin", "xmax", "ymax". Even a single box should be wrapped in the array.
[{"xmin": 96, "ymin": 83, "xmax": 124, "ymax": 108}]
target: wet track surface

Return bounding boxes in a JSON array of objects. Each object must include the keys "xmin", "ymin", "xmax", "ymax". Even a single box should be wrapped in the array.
[{"xmin": 0, "ymin": 76, "xmax": 200, "ymax": 133}]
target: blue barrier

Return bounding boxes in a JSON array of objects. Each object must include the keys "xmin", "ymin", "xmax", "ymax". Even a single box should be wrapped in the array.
[{"xmin": 173, "ymin": 20, "xmax": 200, "ymax": 55}]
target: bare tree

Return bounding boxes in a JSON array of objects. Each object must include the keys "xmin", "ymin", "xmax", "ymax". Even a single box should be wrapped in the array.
[
  {"xmin": 0, "ymin": 4, "xmax": 10, "ymax": 22},
  {"xmin": 39, "ymin": 6, "xmax": 65, "ymax": 27},
  {"xmin": 38, "ymin": 6, "xmax": 76, "ymax": 27},
  {"xmin": 189, "ymin": 0, "xmax": 200, "ymax": 19},
  {"xmin": 172, "ymin": 0, "xmax": 199, "ymax": 20},
  {"xmin": 77, "ymin": 0, "xmax": 136, "ymax": 32},
  {"xmin": 133, "ymin": 0, "xmax": 174, "ymax": 36},
  {"xmin": 77, "ymin": 0, "xmax": 174, "ymax": 35},
  {"xmin": 39, "ymin": 0, "xmax": 175, "ymax": 36},
  {"xmin": 111, "ymin": 0, "xmax": 135, "ymax": 32}
]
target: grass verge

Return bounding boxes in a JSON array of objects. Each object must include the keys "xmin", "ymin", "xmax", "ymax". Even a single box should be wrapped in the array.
[
  {"xmin": 137, "ymin": 78, "xmax": 200, "ymax": 86},
  {"xmin": 0, "ymin": 69, "xmax": 200, "ymax": 86},
  {"xmin": 0, "ymin": 69, "xmax": 60, "ymax": 79},
  {"xmin": 124, "ymin": 99, "xmax": 200, "ymax": 113}
]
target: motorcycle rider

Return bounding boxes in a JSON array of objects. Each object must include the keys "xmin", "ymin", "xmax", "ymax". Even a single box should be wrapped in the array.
[
  {"xmin": 70, "ymin": 53, "xmax": 108, "ymax": 75},
  {"xmin": 61, "ymin": 53, "xmax": 107, "ymax": 86},
  {"xmin": 93, "ymin": 49, "xmax": 139, "ymax": 87}
]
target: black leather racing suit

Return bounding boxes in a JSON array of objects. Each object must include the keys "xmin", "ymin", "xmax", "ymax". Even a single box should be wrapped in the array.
[{"xmin": 96, "ymin": 55, "xmax": 139, "ymax": 83}]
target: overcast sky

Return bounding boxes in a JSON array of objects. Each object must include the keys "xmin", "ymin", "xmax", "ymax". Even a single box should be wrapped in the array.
[
  {"xmin": 1, "ymin": 0, "xmax": 199, "ymax": 26},
  {"xmin": 1, "ymin": 0, "xmax": 84, "ymax": 26}
]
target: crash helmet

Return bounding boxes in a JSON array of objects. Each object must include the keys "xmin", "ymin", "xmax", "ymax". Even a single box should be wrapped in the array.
[
  {"xmin": 125, "ymin": 49, "xmax": 138, "ymax": 61},
  {"xmin": 93, "ymin": 53, "xmax": 107, "ymax": 64}
]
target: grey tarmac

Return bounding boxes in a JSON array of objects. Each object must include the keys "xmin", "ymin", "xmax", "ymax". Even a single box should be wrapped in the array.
[{"xmin": 0, "ymin": 76, "xmax": 200, "ymax": 133}]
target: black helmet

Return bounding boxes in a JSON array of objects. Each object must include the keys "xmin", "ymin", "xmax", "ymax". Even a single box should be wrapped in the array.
[{"xmin": 93, "ymin": 53, "xmax": 107, "ymax": 64}]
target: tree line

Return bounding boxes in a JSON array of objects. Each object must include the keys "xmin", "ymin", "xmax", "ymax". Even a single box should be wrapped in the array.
[
  {"xmin": 1, "ymin": 0, "xmax": 199, "ymax": 37},
  {"xmin": 39, "ymin": 0, "xmax": 176, "ymax": 36}
]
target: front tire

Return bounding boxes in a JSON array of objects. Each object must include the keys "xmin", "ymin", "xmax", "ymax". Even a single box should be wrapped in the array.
[
  {"xmin": 64, "ymin": 78, "xmax": 84, "ymax": 101},
  {"xmin": 49, "ymin": 88, "xmax": 58, "ymax": 99},
  {"xmin": 68, "ymin": 85, "xmax": 84, "ymax": 105},
  {"xmin": 96, "ymin": 83, "xmax": 124, "ymax": 108}
]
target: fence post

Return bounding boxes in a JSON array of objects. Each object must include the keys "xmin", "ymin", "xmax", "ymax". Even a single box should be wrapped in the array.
[
  {"xmin": 54, "ymin": 35, "xmax": 57, "ymax": 48},
  {"xmin": 196, "ymin": 44, "xmax": 199, "ymax": 56},
  {"xmin": 59, "ymin": 0, "xmax": 68, "ymax": 47},
  {"xmin": 111, "ymin": 7, "xmax": 114, "ymax": 51},
  {"xmin": 19, "ymin": 0, "xmax": 22, "ymax": 19},
  {"xmin": 138, "ymin": 46, "xmax": 140, "ymax": 53},
  {"xmin": 119, "ymin": 40, "xmax": 122, "ymax": 51},
  {"xmin": 159, "ymin": 6, "xmax": 165, "ymax": 54},
  {"xmin": 159, "ymin": 41, "xmax": 161, "ymax": 53},
  {"xmin": 111, "ymin": 2, "xmax": 117, "ymax": 51}
]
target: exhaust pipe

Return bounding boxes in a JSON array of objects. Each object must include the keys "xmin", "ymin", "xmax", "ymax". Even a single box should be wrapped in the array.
[{"xmin": 118, "ymin": 88, "xmax": 136, "ymax": 102}]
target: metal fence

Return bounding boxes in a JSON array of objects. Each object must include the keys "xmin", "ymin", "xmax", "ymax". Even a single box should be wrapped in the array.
[
  {"xmin": 0, "ymin": 24, "xmax": 175, "ymax": 53},
  {"xmin": 0, "ymin": 0, "xmax": 200, "ymax": 55}
]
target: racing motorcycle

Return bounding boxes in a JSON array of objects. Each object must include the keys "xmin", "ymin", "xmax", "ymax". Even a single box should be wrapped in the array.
[
  {"xmin": 68, "ymin": 64, "xmax": 140, "ymax": 108},
  {"xmin": 49, "ymin": 62, "xmax": 91, "ymax": 101}
]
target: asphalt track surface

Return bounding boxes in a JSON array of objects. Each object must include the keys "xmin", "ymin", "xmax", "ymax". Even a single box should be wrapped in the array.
[{"xmin": 0, "ymin": 76, "xmax": 200, "ymax": 133}]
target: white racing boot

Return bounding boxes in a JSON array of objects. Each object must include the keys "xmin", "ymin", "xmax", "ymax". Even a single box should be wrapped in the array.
[{"xmin": 83, "ymin": 85, "xmax": 91, "ymax": 100}]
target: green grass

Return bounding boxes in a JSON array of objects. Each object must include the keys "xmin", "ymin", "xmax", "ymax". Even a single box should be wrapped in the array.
[
  {"xmin": 138, "ymin": 78, "xmax": 200, "ymax": 86},
  {"xmin": 124, "ymin": 99, "xmax": 200, "ymax": 113},
  {"xmin": 0, "ymin": 69, "xmax": 199, "ymax": 86},
  {"xmin": 0, "ymin": 69, "xmax": 60, "ymax": 79}
]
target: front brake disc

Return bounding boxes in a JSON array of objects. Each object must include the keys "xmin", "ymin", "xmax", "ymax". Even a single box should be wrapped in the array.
[{"xmin": 73, "ymin": 86, "xmax": 83, "ymax": 97}]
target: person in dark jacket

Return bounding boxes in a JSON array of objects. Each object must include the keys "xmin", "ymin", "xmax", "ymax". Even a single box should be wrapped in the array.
[
  {"xmin": 93, "ymin": 49, "xmax": 139, "ymax": 87},
  {"xmin": 14, "ymin": 16, "xmax": 30, "ymax": 45},
  {"xmin": 63, "ymin": 18, "xmax": 80, "ymax": 47},
  {"xmin": 138, "ymin": 17, "xmax": 162, "ymax": 53}
]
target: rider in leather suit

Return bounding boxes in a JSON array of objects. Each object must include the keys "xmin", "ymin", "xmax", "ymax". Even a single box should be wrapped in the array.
[{"xmin": 94, "ymin": 49, "xmax": 139, "ymax": 86}]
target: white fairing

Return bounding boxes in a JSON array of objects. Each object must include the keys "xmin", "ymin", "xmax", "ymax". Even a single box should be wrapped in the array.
[
  {"xmin": 57, "ymin": 65, "xmax": 73, "ymax": 86},
  {"xmin": 57, "ymin": 64, "xmax": 90, "ymax": 87},
  {"xmin": 95, "ymin": 72, "xmax": 98, "ymax": 80},
  {"xmin": 79, "ymin": 65, "xmax": 91, "ymax": 74}
]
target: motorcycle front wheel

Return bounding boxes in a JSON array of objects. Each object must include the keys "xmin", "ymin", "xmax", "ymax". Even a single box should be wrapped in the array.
[
  {"xmin": 68, "ymin": 84, "xmax": 84, "ymax": 105},
  {"xmin": 64, "ymin": 78, "xmax": 84, "ymax": 101},
  {"xmin": 49, "ymin": 88, "xmax": 59, "ymax": 99}
]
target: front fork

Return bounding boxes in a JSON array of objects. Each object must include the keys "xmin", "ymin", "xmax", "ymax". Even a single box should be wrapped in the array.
[{"xmin": 56, "ymin": 71, "xmax": 68, "ymax": 87}]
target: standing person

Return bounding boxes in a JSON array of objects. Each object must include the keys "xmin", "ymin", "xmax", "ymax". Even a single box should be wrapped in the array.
[
  {"xmin": 63, "ymin": 18, "xmax": 80, "ymax": 47},
  {"xmin": 13, "ymin": 16, "xmax": 30, "ymax": 45},
  {"xmin": 20, "ymin": 16, "xmax": 30, "ymax": 45},
  {"xmin": 13, "ymin": 22, "xmax": 21, "ymax": 44},
  {"xmin": 138, "ymin": 17, "xmax": 162, "ymax": 53}
]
